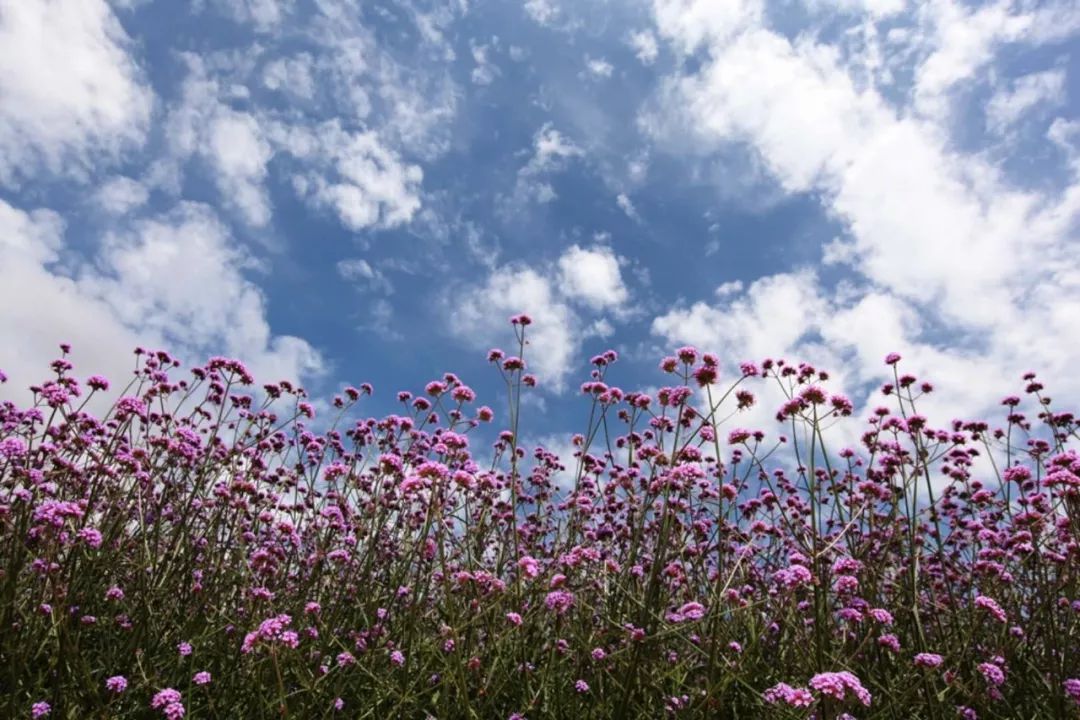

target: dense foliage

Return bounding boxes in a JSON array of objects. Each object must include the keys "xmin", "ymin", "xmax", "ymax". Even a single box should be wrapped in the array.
[{"xmin": 1, "ymin": 318, "xmax": 1079, "ymax": 718}]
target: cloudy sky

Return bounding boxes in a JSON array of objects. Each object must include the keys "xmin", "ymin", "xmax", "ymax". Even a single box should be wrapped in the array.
[{"xmin": 1, "ymin": 0, "xmax": 1078, "ymax": 445}]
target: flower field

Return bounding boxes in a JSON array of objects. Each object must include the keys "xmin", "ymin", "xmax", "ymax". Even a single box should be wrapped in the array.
[{"xmin": 2, "ymin": 317, "xmax": 1079, "ymax": 718}]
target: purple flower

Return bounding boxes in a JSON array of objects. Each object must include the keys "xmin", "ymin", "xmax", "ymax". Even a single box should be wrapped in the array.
[
  {"xmin": 177, "ymin": 642, "xmax": 193, "ymax": 657},
  {"xmin": 574, "ymin": 679, "xmax": 590, "ymax": 693},
  {"xmin": 390, "ymin": 650, "xmax": 405, "ymax": 667},
  {"xmin": 1065, "ymin": 678, "xmax": 1080, "ymax": 705},
  {"xmin": 978, "ymin": 662, "xmax": 1005, "ymax": 687},
  {"xmin": 914, "ymin": 653, "xmax": 944, "ymax": 669},
  {"xmin": 809, "ymin": 671, "xmax": 872, "ymax": 707},
  {"xmin": 544, "ymin": 590, "xmax": 574, "ymax": 615},
  {"xmin": 0, "ymin": 437, "xmax": 27, "ymax": 459},
  {"xmin": 885, "ymin": 352, "xmax": 902, "ymax": 365},
  {"xmin": 106, "ymin": 675, "xmax": 128, "ymax": 693},
  {"xmin": 974, "ymin": 595, "xmax": 1007, "ymax": 624},
  {"xmin": 192, "ymin": 672, "xmax": 211, "ymax": 686},
  {"xmin": 31, "ymin": 701, "xmax": 50, "ymax": 718},
  {"xmin": 151, "ymin": 689, "xmax": 182, "ymax": 709},
  {"xmin": 763, "ymin": 682, "xmax": 813, "ymax": 708}
]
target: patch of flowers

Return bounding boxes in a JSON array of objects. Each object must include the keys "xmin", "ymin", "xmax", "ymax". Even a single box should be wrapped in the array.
[{"xmin": 0, "ymin": 318, "xmax": 1078, "ymax": 718}]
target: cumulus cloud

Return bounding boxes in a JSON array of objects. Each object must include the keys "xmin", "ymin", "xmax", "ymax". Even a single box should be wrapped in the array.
[
  {"xmin": 278, "ymin": 122, "xmax": 423, "ymax": 231},
  {"xmin": 557, "ymin": 244, "xmax": 630, "ymax": 312},
  {"xmin": 986, "ymin": 67, "xmax": 1067, "ymax": 134},
  {"xmin": 0, "ymin": 198, "xmax": 322, "ymax": 404},
  {"xmin": 167, "ymin": 58, "xmax": 274, "ymax": 227},
  {"xmin": 0, "ymin": 0, "xmax": 153, "ymax": 185},
  {"xmin": 513, "ymin": 123, "xmax": 583, "ymax": 205},
  {"xmin": 524, "ymin": 0, "xmax": 559, "ymax": 26},
  {"xmin": 449, "ymin": 244, "xmax": 631, "ymax": 391},
  {"xmin": 96, "ymin": 176, "xmax": 150, "ymax": 216},
  {"xmin": 629, "ymin": 30, "xmax": 660, "ymax": 65},
  {"xmin": 585, "ymin": 57, "xmax": 614, "ymax": 78},
  {"xmin": 646, "ymin": 0, "xmax": 1080, "ymax": 427}
]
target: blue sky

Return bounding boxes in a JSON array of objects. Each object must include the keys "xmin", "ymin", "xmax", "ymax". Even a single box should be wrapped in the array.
[{"xmin": 1, "ymin": 0, "xmax": 1079, "ymax": 450}]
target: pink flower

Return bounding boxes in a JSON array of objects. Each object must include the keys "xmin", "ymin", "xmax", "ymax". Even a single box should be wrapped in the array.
[
  {"xmin": 178, "ymin": 642, "xmax": 192, "ymax": 657},
  {"xmin": 151, "ymin": 689, "xmax": 182, "ymax": 709},
  {"xmin": 390, "ymin": 650, "xmax": 406, "ymax": 667},
  {"xmin": 574, "ymin": 679, "xmax": 589, "ymax": 693},
  {"xmin": 974, "ymin": 596, "xmax": 1007, "ymax": 624},
  {"xmin": 517, "ymin": 555, "xmax": 541, "ymax": 578},
  {"xmin": 31, "ymin": 701, "xmax": 50, "ymax": 718},
  {"xmin": 978, "ymin": 662, "xmax": 1005, "ymax": 687},
  {"xmin": 506, "ymin": 612, "xmax": 523, "ymax": 626},
  {"xmin": 763, "ymin": 682, "xmax": 813, "ymax": 708},
  {"xmin": 105, "ymin": 676, "xmax": 128, "ymax": 693},
  {"xmin": 544, "ymin": 590, "xmax": 574, "ymax": 615},
  {"xmin": 192, "ymin": 672, "xmax": 211, "ymax": 685},
  {"xmin": 1064, "ymin": 678, "xmax": 1080, "ymax": 705},
  {"xmin": 809, "ymin": 671, "xmax": 872, "ymax": 707},
  {"xmin": 914, "ymin": 653, "xmax": 943, "ymax": 668}
]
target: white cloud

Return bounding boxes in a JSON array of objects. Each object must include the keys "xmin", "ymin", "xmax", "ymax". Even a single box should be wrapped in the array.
[
  {"xmin": 0, "ymin": 0, "xmax": 152, "ymax": 185},
  {"xmin": 986, "ymin": 67, "xmax": 1066, "ymax": 134},
  {"xmin": 912, "ymin": 0, "xmax": 1080, "ymax": 120},
  {"xmin": 0, "ymin": 199, "xmax": 322, "ymax": 405},
  {"xmin": 585, "ymin": 57, "xmax": 614, "ymax": 78},
  {"xmin": 263, "ymin": 54, "xmax": 317, "ymax": 99},
  {"xmin": 214, "ymin": 0, "xmax": 294, "ymax": 31},
  {"xmin": 513, "ymin": 123, "xmax": 583, "ymax": 204},
  {"xmin": 524, "ymin": 0, "xmax": 558, "ymax": 26},
  {"xmin": 450, "ymin": 266, "xmax": 580, "ymax": 391},
  {"xmin": 449, "ymin": 243, "xmax": 631, "ymax": 391},
  {"xmin": 167, "ymin": 58, "xmax": 274, "ymax": 227},
  {"xmin": 616, "ymin": 193, "xmax": 641, "ymax": 221},
  {"xmin": 279, "ymin": 122, "xmax": 423, "ymax": 231},
  {"xmin": 471, "ymin": 43, "xmax": 500, "ymax": 85},
  {"xmin": 96, "ymin": 176, "xmax": 149, "ymax": 215},
  {"xmin": 337, "ymin": 258, "xmax": 393, "ymax": 293},
  {"xmin": 652, "ymin": 0, "xmax": 763, "ymax": 54},
  {"xmin": 629, "ymin": 30, "xmax": 660, "ymax": 65},
  {"xmin": 557, "ymin": 244, "xmax": 630, "ymax": 312},
  {"xmin": 646, "ymin": 0, "xmax": 1080, "ymax": 428}
]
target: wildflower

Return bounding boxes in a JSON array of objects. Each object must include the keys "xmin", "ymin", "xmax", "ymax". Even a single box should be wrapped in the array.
[
  {"xmin": 105, "ymin": 676, "xmax": 128, "ymax": 693},
  {"xmin": 666, "ymin": 601, "xmax": 707, "ymax": 623},
  {"xmin": 868, "ymin": 608, "xmax": 893, "ymax": 625},
  {"xmin": 1064, "ymin": 679, "xmax": 1080, "ymax": 705},
  {"xmin": 334, "ymin": 698, "xmax": 345, "ymax": 711},
  {"xmin": 885, "ymin": 352, "xmax": 902, "ymax": 365},
  {"xmin": 914, "ymin": 653, "xmax": 943, "ymax": 668},
  {"xmin": 878, "ymin": 634, "xmax": 901, "ymax": 653},
  {"xmin": 390, "ymin": 650, "xmax": 406, "ymax": 667},
  {"xmin": 506, "ymin": 612, "xmax": 523, "ymax": 626},
  {"xmin": 809, "ymin": 671, "xmax": 872, "ymax": 706},
  {"xmin": 31, "ymin": 701, "xmax": 50, "ymax": 718},
  {"xmin": 151, "ymin": 689, "xmax": 182, "ymax": 709},
  {"xmin": 544, "ymin": 590, "xmax": 574, "ymax": 615},
  {"xmin": 763, "ymin": 682, "xmax": 813, "ymax": 708},
  {"xmin": 178, "ymin": 642, "xmax": 193, "ymax": 657},
  {"xmin": 517, "ymin": 555, "xmax": 541, "ymax": 578},
  {"xmin": 0, "ymin": 437, "xmax": 27, "ymax": 459},
  {"xmin": 192, "ymin": 672, "xmax": 211, "ymax": 685},
  {"xmin": 591, "ymin": 647, "xmax": 606, "ymax": 661},
  {"xmin": 978, "ymin": 662, "xmax": 1005, "ymax": 687},
  {"xmin": 105, "ymin": 586, "xmax": 124, "ymax": 602},
  {"xmin": 87, "ymin": 375, "xmax": 110, "ymax": 391},
  {"xmin": 574, "ymin": 679, "xmax": 590, "ymax": 693},
  {"xmin": 974, "ymin": 595, "xmax": 1007, "ymax": 623}
]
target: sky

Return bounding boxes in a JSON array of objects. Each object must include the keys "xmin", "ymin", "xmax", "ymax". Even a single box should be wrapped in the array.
[{"xmin": 1, "ymin": 0, "xmax": 1079, "ymax": 453}]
